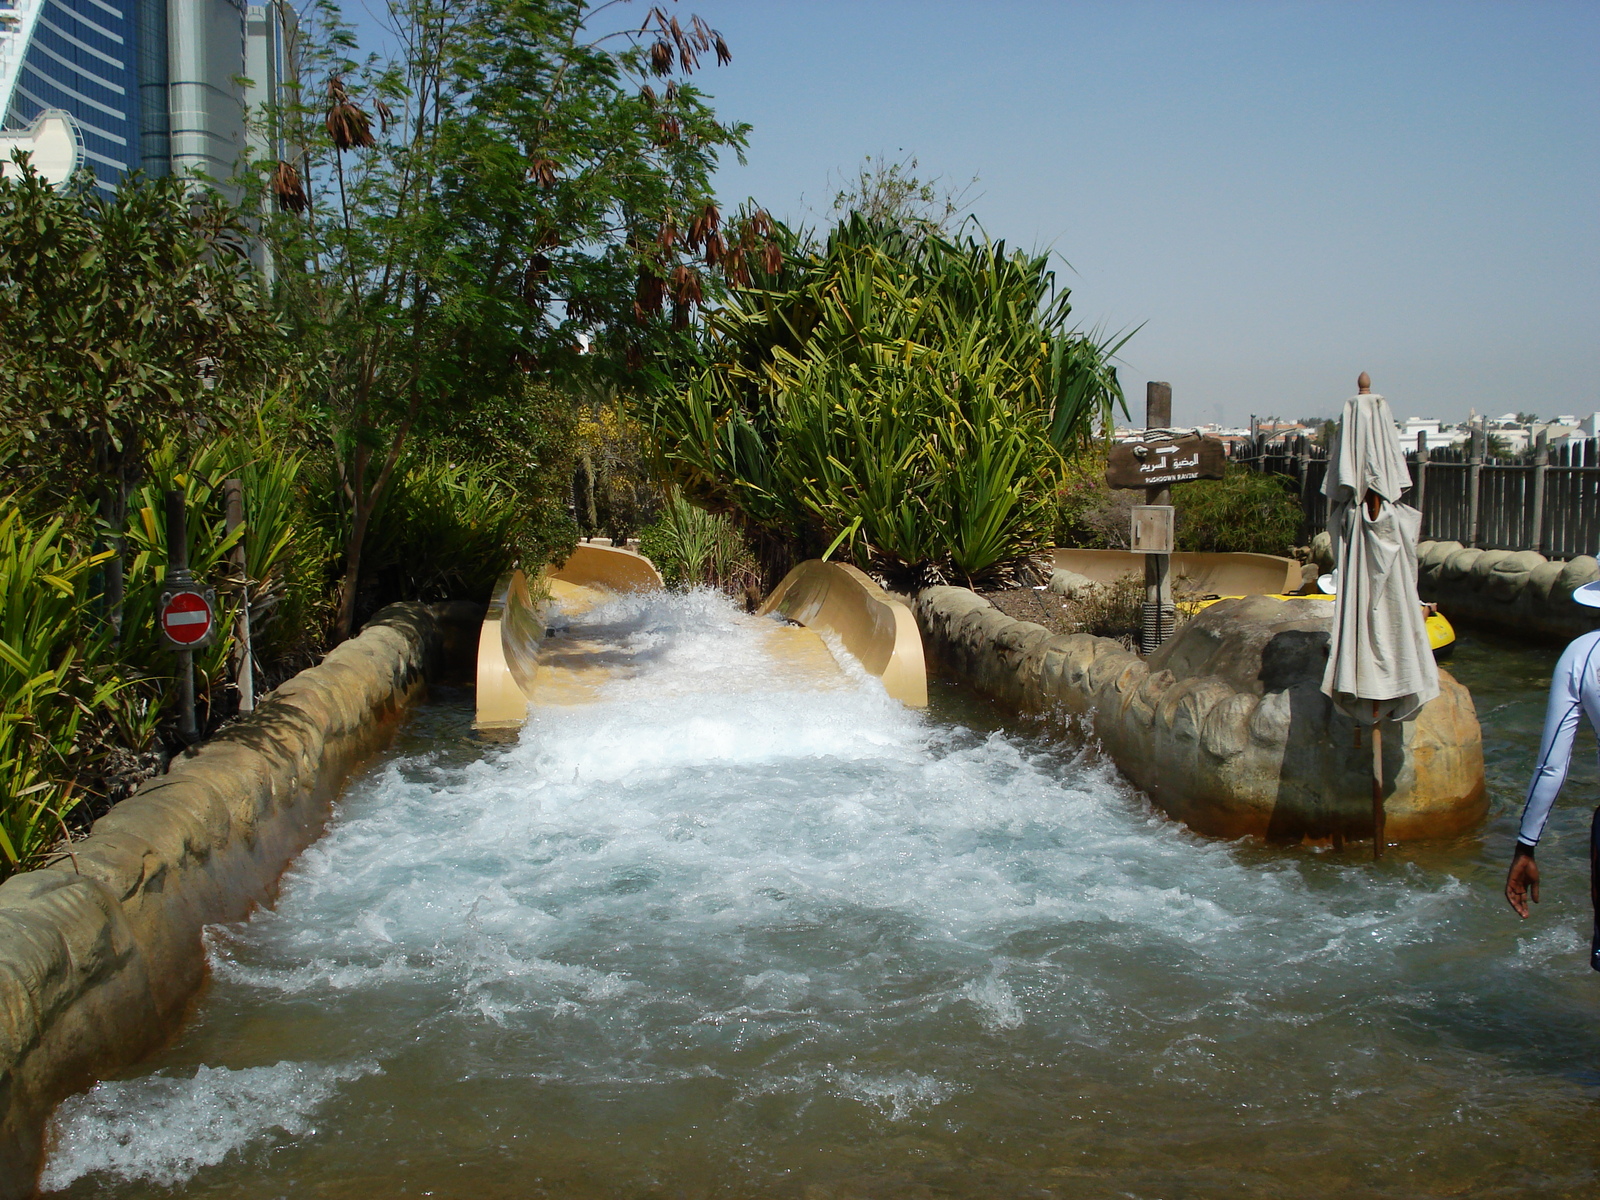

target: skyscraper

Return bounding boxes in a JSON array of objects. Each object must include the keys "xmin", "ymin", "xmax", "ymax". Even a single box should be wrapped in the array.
[
  {"xmin": 1, "ymin": 0, "xmax": 139, "ymax": 190},
  {"xmin": 1, "ymin": 0, "xmax": 291, "ymax": 194}
]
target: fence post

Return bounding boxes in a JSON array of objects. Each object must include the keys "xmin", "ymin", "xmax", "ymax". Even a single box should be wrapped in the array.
[
  {"xmin": 1414, "ymin": 432, "xmax": 1429, "ymax": 539},
  {"xmin": 1467, "ymin": 424, "xmax": 1485, "ymax": 548},
  {"xmin": 1529, "ymin": 430, "xmax": 1549, "ymax": 556},
  {"xmin": 1293, "ymin": 436, "xmax": 1311, "ymax": 541}
]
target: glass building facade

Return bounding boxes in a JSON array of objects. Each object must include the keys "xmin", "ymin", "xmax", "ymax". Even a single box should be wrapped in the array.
[
  {"xmin": 2, "ymin": 0, "xmax": 286, "ymax": 195},
  {"xmin": 4, "ymin": 0, "xmax": 139, "ymax": 190}
]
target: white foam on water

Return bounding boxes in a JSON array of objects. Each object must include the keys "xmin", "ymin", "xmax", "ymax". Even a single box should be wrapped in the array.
[
  {"xmin": 958, "ymin": 972, "xmax": 1024, "ymax": 1031},
  {"xmin": 217, "ymin": 590, "xmax": 1475, "ymax": 1034},
  {"xmin": 43, "ymin": 588, "xmax": 1506, "ymax": 1189},
  {"xmin": 40, "ymin": 1060, "xmax": 379, "ymax": 1190}
]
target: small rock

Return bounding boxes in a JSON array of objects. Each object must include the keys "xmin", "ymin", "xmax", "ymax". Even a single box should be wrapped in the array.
[{"xmin": 1049, "ymin": 569, "xmax": 1102, "ymax": 599}]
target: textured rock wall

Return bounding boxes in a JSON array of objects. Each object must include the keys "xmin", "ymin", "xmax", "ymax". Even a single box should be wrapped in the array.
[
  {"xmin": 915, "ymin": 587, "xmax": 1486, "ymax": 846},
  {"xmin": 1413, "ymin": 542, "xmax": 1600, "ymax": 642},
  {"xmin": 0, "ymin": 604, "xmax": 445, "ymax": 1197}
]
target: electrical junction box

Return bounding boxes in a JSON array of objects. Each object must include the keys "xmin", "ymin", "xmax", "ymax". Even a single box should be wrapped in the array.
[{"xmin": 1130, "ymin": 506, "xmax": 1175, "ymax": 554}]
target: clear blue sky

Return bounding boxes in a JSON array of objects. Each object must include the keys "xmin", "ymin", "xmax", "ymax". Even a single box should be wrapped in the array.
[
  {"xmin": 343, "ymin": 0, "xmax": 1598, "ymax": 428},
  {"xmin": 684, "ymin": 0, "xmax": 1598, "ymax": 428}
]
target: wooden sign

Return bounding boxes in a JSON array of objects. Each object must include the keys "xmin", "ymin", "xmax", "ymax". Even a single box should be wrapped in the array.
[
  {"xmin": 1105, "ymin": 432, "xmax": 1226, "ymax": 490},
  {"xmin": 1130, "ymin": 505, "xmax": 1175, "ymax": 554}
]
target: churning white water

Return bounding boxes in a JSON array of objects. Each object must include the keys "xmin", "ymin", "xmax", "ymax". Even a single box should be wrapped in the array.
[{"xmin": 42, "ymin": 594, "xmax": 1600, "ymax": 1197}]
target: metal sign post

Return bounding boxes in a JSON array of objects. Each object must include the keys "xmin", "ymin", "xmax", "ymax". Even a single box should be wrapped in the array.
[{"xmin": 160, "ymin": 490, "xmax": 215, "ymax": 745}]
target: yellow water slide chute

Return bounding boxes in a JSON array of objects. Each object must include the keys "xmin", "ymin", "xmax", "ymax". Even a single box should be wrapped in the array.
[
  {"xmin": 474, "ymin": 550, "xmax": 928, "ymax": 731},
  {"xmin": 474, "ymin": 544, "xmax": 665, "ymax": 730},
  {"xmin": 758, "ymin": 561, "xmax": 927, "ymax": 708}
]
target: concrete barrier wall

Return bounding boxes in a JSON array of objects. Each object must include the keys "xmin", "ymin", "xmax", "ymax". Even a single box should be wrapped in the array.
[
  {"xmin": 0, "ymin": 603, "xmax": 448, "ymax": 1197},
  {"xmin": 914, "ymin": 587, "xmax": 1485, "ymax": 845},
  {"xmin": 1413, "ymin": 542, "xmax": 1600, "ymax": 642},
  {"xmin": 1049, "ymin": 548, "xmax": 1302, "ymax": 595}
]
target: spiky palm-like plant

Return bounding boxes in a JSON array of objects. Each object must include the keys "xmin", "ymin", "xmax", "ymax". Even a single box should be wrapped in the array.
[{"xmin": 647, "ymin": 216, "xmax": 1131, "ymax": 587}]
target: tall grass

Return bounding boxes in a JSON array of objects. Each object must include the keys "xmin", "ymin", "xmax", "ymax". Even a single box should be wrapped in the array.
[{"xmin": 639, "ymin": 490, "xmax": 759, "ymax": 594}]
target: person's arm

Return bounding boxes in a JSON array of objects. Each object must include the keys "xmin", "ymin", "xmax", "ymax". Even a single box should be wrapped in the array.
[{"xmin": 1506, "ymin": 639, "xmax": 1589, "ymax": 917}]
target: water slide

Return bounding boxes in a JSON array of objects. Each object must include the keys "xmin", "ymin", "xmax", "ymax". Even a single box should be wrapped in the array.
[{"xmin": 475, "ymin": 546, "xmax": 927, "ymax": 730}]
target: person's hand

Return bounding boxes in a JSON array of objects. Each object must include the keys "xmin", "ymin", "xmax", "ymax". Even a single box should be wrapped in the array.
[{"xmin": 1505, "ymin": 845, "xmax": 1541, "ymax": 918}]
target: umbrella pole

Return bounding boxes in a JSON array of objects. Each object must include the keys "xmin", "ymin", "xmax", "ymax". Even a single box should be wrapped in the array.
[{"xmin": 1371, "ymin": 699, "xmax": 1385, "ymax": 860}]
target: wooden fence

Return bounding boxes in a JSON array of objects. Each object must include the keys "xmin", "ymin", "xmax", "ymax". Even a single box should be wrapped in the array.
[{"xmin": 1232, "ymin": 432, "xmax": 1600, "ymax": 560}]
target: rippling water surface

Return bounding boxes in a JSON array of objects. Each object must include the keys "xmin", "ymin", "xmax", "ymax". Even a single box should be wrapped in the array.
[{"xmin": 41, "ymin": 595, "xmax": 1600, "ymax": 1197}]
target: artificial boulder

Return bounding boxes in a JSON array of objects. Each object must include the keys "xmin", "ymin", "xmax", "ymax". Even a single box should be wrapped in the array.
[
  {"xmin": 1414, "ymin": 542, "xmax": 1600, "ymax": 642},
  {"xmin": 915, "ymin": 588, "xmax": 1486, "ymax": 844}
]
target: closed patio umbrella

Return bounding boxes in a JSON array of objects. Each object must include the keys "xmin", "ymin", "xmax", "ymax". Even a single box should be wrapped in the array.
[{"xmin": 1321, "ymin": 373, "xmax": 1440, "ymax": 857}]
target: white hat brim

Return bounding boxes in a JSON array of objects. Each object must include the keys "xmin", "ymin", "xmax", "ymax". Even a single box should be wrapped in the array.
[{"xmin": 1573, "ymin": 581, "xmax": 1600, "ymax": 608}]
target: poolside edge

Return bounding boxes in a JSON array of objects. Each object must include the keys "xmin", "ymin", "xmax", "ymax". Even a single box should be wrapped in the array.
[{"xmin": 0, "ymin": 602, "xmax": 449, "ymax": 1197}]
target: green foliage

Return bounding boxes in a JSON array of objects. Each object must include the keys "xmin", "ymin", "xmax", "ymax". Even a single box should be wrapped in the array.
[
  {"xmin": 362, "ymin": 456, "xmax": 526, "ymax": 604},
  {"xmin": 827, "ymin": 153, "xmax": 976, "ymax": 239},
  {"xmin": 638, "ymin": 490, "xmax": 757, "ymax": 594},
  {"xmin": 265, "ymin": 0, "xmax": 761, "ymax": 636},
  {"xmin": 1173, "ymin": 466, "xmax": 1302, "ymax": 555},
  {"xmin": 1052, "ymin": 451, "xmax": 1133, "ymax": 549},
  {"xmin": 572, "ymin": 386, "xmax": 660, "ymax": 544},
  {"xmin": 0, "ymin": 162, "xmax": 278, "ymax": 645},
  {"xmin": 0, "ymin": 426, "xmax": 327, "ymax": 876},
  {"xmin": 648, "ymin": 216, "xmax": 1131, "ymax": 585},
  {"xmin": 0, "ymin": 164, "xmax": 274, "ymax": 481},
  {"xmin": 118, "ymin": 430, "xmax": 329, "ymax": 724},
  {"xmin": 1053, "ymin": 455, "xmax": 1302, "ymax": 557},
  {"xmin": 0, "ymin": 507, "xmax": 115, "ymax": 868}
]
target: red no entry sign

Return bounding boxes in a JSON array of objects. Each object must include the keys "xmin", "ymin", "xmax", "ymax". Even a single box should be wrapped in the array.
[{"xmin": 159, "ymin": 589, "xmax": 214, "ymax": 647}]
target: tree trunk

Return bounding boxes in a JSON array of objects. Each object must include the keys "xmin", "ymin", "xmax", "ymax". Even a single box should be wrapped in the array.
[{"xmin": 335, "ymin": 500, "xmax": 371, "ymax": 642}]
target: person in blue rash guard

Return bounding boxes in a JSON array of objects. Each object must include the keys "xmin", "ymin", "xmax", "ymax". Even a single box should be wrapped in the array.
[{"xmin": 1504, "ymin": 582, "xmax": 1600, "ymax": 969}]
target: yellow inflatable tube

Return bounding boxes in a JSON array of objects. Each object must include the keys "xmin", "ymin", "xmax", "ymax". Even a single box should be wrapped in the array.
[{"xmin": 1185, "ymin": 592, "xmax": 1456, "ymax": 655}]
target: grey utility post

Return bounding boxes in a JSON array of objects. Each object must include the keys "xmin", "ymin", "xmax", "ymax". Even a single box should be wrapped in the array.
[
  {"xmin": 1142, "ymin": 381, "xmax": 1175, "ymax": 655},
  {"xmin": 224, "ymin": 478, "xmax": 255, "ymax": 714},
  {"xmin": 1466, "ymin": 423, "xmax": 1485, "ymax": 548}
]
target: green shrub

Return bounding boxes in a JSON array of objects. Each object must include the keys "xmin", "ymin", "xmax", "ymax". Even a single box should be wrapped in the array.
[
  {"xmin": 1052, "ymin": 455, "xmax": 1301, "ymax": 557},
  {"xmin": 1174, "ymin": 466, "xmax": 1302, "ymax": 555},
  {"xmin": 118, "ymin": 431, "xmax": 324, "ymax": 723},
  {"xmin": 361, "ymin": 457, "xmax": 526, "ymax": 605},
  {"xmin": 0, "ymin": 506, "xmax": 117, "ymax": 868},
  {"xmin": 639, "ymin": 491, "xmax": 759, "ymax": 595},
  {"xmin": 648, "ymin": 216, "xmax": 1130, "ymax": 586},
  {"xmin": 0, "ymin": 425, "xmax": 327, "ymax": 874}
]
